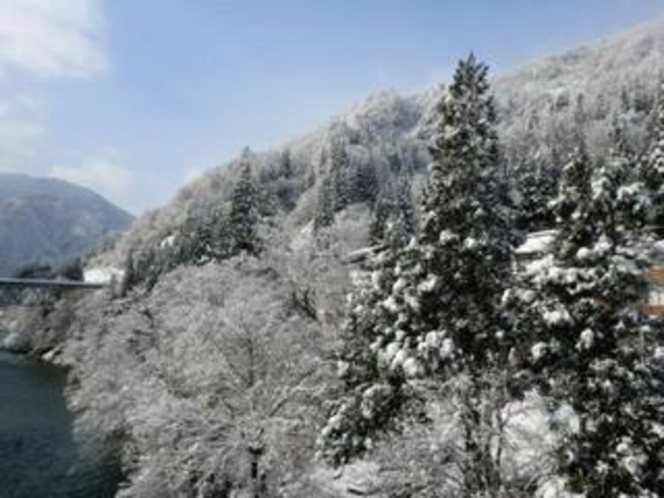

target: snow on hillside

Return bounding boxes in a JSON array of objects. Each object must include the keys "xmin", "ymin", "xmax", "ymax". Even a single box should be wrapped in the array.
[
  {"xmin": 105, "ymin": 13, "xmax": 664, "ymax": 281},
  {"xmin": 495, "ymin": 14, "xmax": 664, "ymax": 101},
  {"xmin": 493, "ymin": 12, "xmax": 664, "ymax": 155}
]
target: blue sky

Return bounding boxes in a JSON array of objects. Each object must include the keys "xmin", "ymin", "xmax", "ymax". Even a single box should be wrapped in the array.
[{"xmin": 0, "ymin": 0, "xmax": 662, "ymax": 214}]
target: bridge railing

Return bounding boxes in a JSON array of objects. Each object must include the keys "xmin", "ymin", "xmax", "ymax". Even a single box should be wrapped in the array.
[{"xmin": 0, "ymin": 278, "xmax": 106, "ymax": 307}]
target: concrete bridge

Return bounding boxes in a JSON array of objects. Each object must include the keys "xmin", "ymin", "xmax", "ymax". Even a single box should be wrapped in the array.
[{"xmin": 0, "ymin": 278, "xmax": 106, "ymax": 307}]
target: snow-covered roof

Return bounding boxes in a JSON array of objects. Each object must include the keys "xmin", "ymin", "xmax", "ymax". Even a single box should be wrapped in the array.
[
  {"xmin": 515, "ymin": 230, "xmax": 557, "ymax": 256},
  {"xmin": 84, "ymin": 267, "xmax": 124, "ymax": 285}
]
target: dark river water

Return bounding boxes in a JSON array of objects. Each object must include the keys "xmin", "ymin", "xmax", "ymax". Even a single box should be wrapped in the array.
[{"xmin": 0, "ymin": 351, "xmax": 123, "ymax": 498}]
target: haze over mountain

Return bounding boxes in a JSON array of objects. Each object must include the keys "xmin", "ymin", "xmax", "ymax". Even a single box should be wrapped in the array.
[{"xmin": 0, "ymin": 173, "xmax": 133, "ymax": 276}]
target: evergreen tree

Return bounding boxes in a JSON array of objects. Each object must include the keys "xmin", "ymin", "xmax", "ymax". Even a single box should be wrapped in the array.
[
  {"xmin": 516, "ymin": 160, "xmax": 559, "ymax": 231},
  {"xmin": 412, "ymin": 53, "xmax": 516, "ymax": 371},
  {"xmin": 175, "ymin": 201, "xmax": 232, "ymax": 266},
  {"xmin": 313, "ymin": 176, "xmax": 336, "ymax": 233},
  {"xmin": 321, "ymin": 55, "xmax": 520, "ymax": 494},
  {"xmin": 318, "ymin": 235, "xmax": 409, "ymax": 464},
  {"xmin": 279, "ymin": 148, "xmax": 294, "ymax": 178},
  {"xmin": 207, "ymin": 203, "xmax": 232, "ymax": 261},
  {"xmin": 229, "ymin": 162, "xmax": 261, "ymax": 256},
  {"xmin": 573, "ymin": 93, "xmax": 587, "ymax": 128},
  {"xmin": 513, "ymin": 125, "xmax": 560, "ymax": 231},
  {"xmin": 522, "ymin": 140, "xmax": 663, "ymax": 497},
  {"xmin": 273, "ymin": 179, "xmax": 298, "ymax": 213},
  {"xmin": 393, "ymin": 173, "xmax": 416, "ymax": 244},
  {"xmin": 354, "ymin": 159, "xmax": 379, "ymax": 205},
  {"xmin": 620, "ymin": 86, "xmax": 632, "ymax": 115},
  {"xmin": 641, "ymin": 82, "xmax": 664, "ymax": 228},
  {"xmin": 240, "ymin": 145, "xmax": 254, "ymax": 160},
  {"xmin": 177, "ymin": 208, "xmax": 210, "ymax": 264},
  {"xmin": 368, "ymin": 182, "xmax": 394, "ymax": 245},
  {"xmin": 609, "ymin": 116, "xmax": 636, "ymax": 169},
  {"xmin": 328, "ymin": 139, "xmax": 352, "ymax": 211},
  {"xmin": 369, "ymin": 174, "xmax": 415, "ymax": 247},
  {"xmin": 633, "ymin": 80, "xmax": 655, "ymax": 115},
  {"xmin": 552, "ymin": 143, "xmax": 595, "ymax": 259}
]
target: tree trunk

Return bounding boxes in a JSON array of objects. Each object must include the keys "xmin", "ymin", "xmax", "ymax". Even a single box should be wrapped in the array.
[
  {"xmin": 250, "ymin": 453, "xmax": 260, "ymax": 498},
  {"xmin": 248, "ymin": 444, "xmax": 264, "ymax": 498}
]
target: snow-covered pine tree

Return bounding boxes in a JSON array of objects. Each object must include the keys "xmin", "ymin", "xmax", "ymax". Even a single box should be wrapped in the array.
[
  {"xmin": 328, "ymin": 138, "xmax": 352, "ymax": 212},
  {"xmin": 393, "ymin": 173, "xmax": 416, "ymax": 246},
  {"xmin": 354, "ymin": 159, "xmax": 379, "ymax": 205},
  {"xmin": 621, "ymin": 86, "xmax": 632, "ymax": 115},
  {"xmin": 207, "ymin": 203, "xmax": 232, "ymax": 262},
  {"xmin": 523, "ymin": 138, "xmax": 663, "ymax": 497},
  {"xmin": 176, "ymin": 208, "xmax": 209, "ymax": 265},
  {"xmin": 229, "ymin": 161, "xmax": 261, "ymax": 256},
  {"xmin": 633, "ymin": 80, "xmax": 656, "ymax": 115},
  {"xmin": 513, "ymin": 124, "xmax": 560, "ymax": 231},
  {"xmin": 641, "ymin": 82, "xmax": 664, "ymax": 228},
  {"xmin": 410, "ymin": 53, "xmax": 516, "ymax": 373},
  {"xmin": 551, "ymin": 142, "xmax": 595, "ymax": 260},
  {"xmin": 517, "ymin": 161, "xmax": 559, "ymax": 231},
  {"xmin": 321, "ymin": 55, "xmax": 520, "ymax": 494},
  {"xmin": 609, "ymin": 115, "xmax": 636, "ymax": 166},
  {"xmin": 313, "ymin": 175, "xmax": 336, "ymax": 233},
  {"xmin": 368, "ymin": 182, "xmax": 394, "ymax": 245},
  {"xmin": 279, "ymin": 148, "xmax": 294, "ymax": 178},
  {"xmin": 369, "ymin": 173, "xmax": 415, "ymax": 247},
  {"xmin": 318, "ymin": 226, "xmax": 413, "ymax": 464}
]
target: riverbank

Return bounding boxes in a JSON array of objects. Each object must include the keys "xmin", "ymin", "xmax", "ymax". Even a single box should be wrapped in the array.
[
  {"xmin": 0, "ymin": 294, "xmax": 125, "ymax": 497},
  {"xmin": 0, "ymin": 350, "xmax": 124, "ymax": 497},
  {"xmin": 0, "ymin": 291, "xmax": 90, "ymax": 361}
]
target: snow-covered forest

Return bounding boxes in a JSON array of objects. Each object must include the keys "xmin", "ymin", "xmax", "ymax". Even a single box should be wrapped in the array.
[{"xmin": 29, "ymin": 15, "xmax": 664, "ymax": 498}]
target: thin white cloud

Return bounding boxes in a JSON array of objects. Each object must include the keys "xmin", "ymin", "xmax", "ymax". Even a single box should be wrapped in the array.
[
  {"xmin": 0, "ymin": 94, "xmax": 45, "ymax": 172},
  {"xmin": 0, "ymin": 120, "xmax": 43, "ymax": 172},
  {"xmin": 0, "ymin": 0, "xmax": 108, "ymax": 79},
  {"xmin": 50, "ymin": 155, "xmax": 133, "ymax": 209}
]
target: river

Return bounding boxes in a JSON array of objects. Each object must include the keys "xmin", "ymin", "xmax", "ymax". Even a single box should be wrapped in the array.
[{"xmin": 0, "ymin": 351, "xmax": 123, "ymax": 498}]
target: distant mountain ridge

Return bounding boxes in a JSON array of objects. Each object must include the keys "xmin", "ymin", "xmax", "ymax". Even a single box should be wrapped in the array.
[{"xmin": 0, "ymin": 173, "xmax": 133, "ymax": 276}]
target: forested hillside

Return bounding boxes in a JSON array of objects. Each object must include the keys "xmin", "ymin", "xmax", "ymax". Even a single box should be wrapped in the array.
[{"xmin": 58, "ymin": 16, "xmax": 664, "ymax": 498}]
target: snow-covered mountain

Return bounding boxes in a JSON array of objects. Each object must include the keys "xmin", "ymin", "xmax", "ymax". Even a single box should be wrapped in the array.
[
  {"xmin": 494, "ymin": 14, "xmax": 664, "ymax": 107},
  {"xmin": 107, "ymin": 14, "xmax": 664, "ymax": 268},
  {"xmin": 494, "ymin": 14, "xmax": 664, "ymax": 155},
  {"xmin": 0, "ymin": 173, "xmax": 133, "ymax": 276}
]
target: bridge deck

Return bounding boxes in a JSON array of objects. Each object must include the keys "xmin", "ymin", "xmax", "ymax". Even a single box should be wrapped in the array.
[{"xmin": 0, "ymin": 278, "xmax": 106, "ymax": 289}]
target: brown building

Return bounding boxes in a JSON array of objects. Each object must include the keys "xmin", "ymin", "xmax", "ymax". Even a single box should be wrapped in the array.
[{"xmin": 644, "ymin": 242, "xmax": 664, "ymax": 318}]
